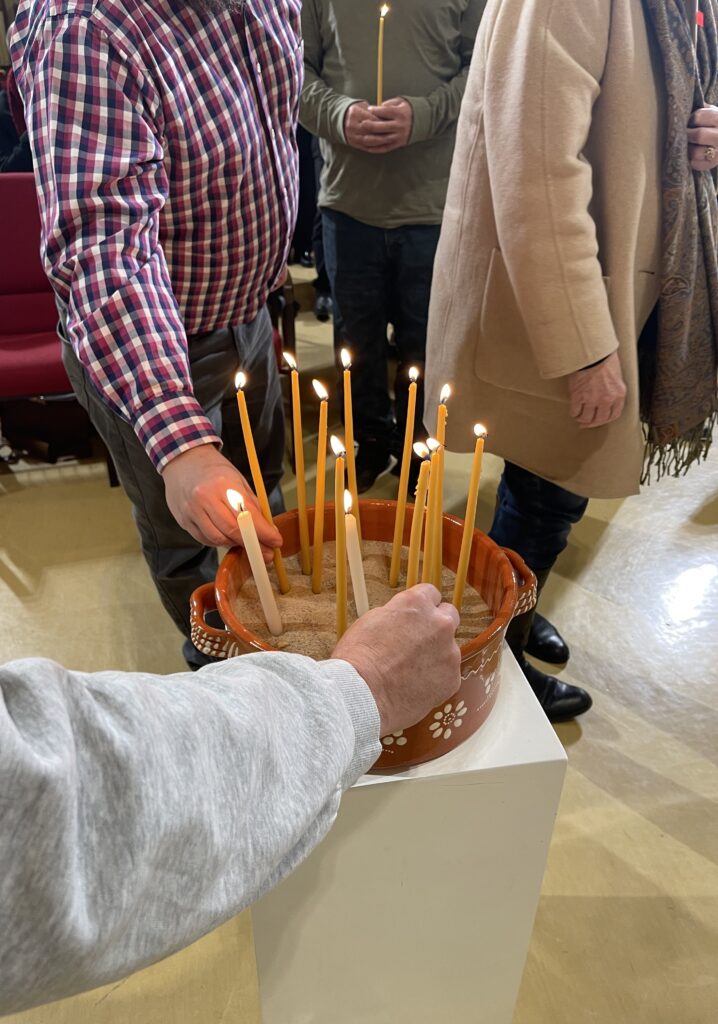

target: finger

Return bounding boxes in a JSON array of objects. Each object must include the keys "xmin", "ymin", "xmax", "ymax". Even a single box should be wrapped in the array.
[
  {"xmin": 361, "ymin": 136, "xmax": 404, "ymax": 152},
  {"xmin": 569, "ymin": 392, "xmax": 585, "ymax": 420},
  {"xmin": 407, "ymin": 582, "xmax": 442, "ymax": 606},
  {"xmin": 689, "ymin": 105, "xmax": 718, "ymax": 127},
  {"xmin": 191, "ymin": 511, "xmax": 231, "ymax": 548},
  {"xmin": 361, "ymin": 119, "xmax": 402, "ymax": 136},
  {"xmin": 437, "ymin": 601, "xmax": 461, "ymax": 632},
  {"xmin": 577, "ymin": 404, "xmax": 598, "ymax": 428},
  {"xmin": 686, "ymin": 127, "xmax": 718, "ymax": 145}
]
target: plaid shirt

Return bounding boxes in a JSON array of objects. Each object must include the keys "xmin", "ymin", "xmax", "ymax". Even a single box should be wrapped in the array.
[{"xmin": 9, "ymin": 0, "xmax": 301, "ymax": 470}]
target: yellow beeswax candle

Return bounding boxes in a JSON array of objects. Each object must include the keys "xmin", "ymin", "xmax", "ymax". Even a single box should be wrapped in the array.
[
  {"xmin": 405, "ymin": 443, "xmax": 431, "ymax": 589},
  {"xmin": 235, "ymin": 372, "xmax": 289, "ymax": 594},
  {"xmin": 422, "ymin": 438, "xmax": 442, "ymax": 584},
  {"xmin": 453, "ymin": 425, "xmax": 487, "ymax": 612},
  {"xmin": 284, "ymin": 352, "xmax": 311, "ymax": 575},
  {"xmin": 311, "ymin": 380, "xmax": 329, "ymax": 594},
  {"xmin": 389, "ymin": 365, "xmax": 419, "ymax": 587},
  {"xmin": 433, "ymin": 384, "xmax": 451, "ymax": 587},
  {"xmin": 377, "ymin": 4, "xmax": 390, "ymax": 106},
  {"xmin": 331, "ymin": 435, "xmax": 348, "ymax": 640},
  {"xmin": 340, "ymin": 348, "xmax": 361, "ymax": 539},
  {"xmin": 226, "ymin": 490, "xmax": 282, "ymax": 636}
]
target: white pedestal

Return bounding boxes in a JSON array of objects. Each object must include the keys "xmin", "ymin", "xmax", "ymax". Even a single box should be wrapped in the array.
[{"xmin": 253, "ymin": 648, "xmax": 567, "ymax": 1024}]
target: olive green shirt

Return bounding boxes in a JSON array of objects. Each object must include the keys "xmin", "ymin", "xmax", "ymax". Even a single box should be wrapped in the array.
[{"xmin": 300, "ymin": 0, "xmax": 486, "ymax": 229}]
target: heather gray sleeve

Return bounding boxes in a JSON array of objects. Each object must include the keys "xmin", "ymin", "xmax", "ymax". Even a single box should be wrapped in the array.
[{"xmin": 0, "ymin": 654, "xmax": 381, "ymax": 1016}]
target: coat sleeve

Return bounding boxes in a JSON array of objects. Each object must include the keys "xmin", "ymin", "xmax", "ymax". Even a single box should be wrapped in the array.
[
  {"xmin": 299, "ymin": 0, "xmax": 358, "ymax": 143},
  {"xmin": 0, "ymin": 655, "xmax": 380, "ymax": 1015},
  {"xmin": 483, "ymin": 0, "xmax": 618, "ymax": 378}
]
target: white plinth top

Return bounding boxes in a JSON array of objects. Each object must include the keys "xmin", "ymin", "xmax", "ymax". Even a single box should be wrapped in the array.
[{"xmin": 358, "ymin": 644, "xmax": 567, "ymax": 789}]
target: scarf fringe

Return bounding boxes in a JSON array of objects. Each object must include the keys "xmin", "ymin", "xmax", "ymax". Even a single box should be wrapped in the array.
[{"xmin": 641, "ymin": 413, "xmax": 717, "ymax": 484}]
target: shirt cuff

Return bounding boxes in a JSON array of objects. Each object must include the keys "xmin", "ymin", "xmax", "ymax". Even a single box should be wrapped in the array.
[
  {"xmin": 316, "ymin": 659, "xmax": 382, "ymax": 787},
  {"xmin": 134, "ymin": 393, "xmax": 222, "ymax": 471},
  {"xmin": 405, "ymin": 95, "xmax": 433, "ymax": 144}
]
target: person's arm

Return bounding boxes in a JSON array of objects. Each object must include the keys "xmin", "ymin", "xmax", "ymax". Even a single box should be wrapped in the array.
[
  {"xmin": 0, "ymin": 654, "xmax": 380, "ymax": 1015},
  {"xmin": 24, "ymin": 18, "xmax": 219, "ymax": 474},
  {"xmin": 402, "ymin": 0, "xmax": 486, "ymax": 144},
  {"xmin": 483, "ymin": 0, "xmax": 617, "ymax": 377},
  {"xmin": 299, "ymin": 0, "xmax": 357, "ymax": 143}
]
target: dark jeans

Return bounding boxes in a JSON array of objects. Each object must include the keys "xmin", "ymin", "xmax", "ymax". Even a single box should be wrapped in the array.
[
  {"xmin": 60, "ymin": 307, "xmax": 284, "ymax": 667},
  {"xmin": 489, "ymin": 462, "xmax": 588, "ymax": 575},
  {"xmin": 322, "ymin": 208, "xmax": 440, "ymax": 454}
]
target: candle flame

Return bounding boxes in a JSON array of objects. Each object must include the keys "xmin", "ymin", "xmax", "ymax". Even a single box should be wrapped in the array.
[
  {"xmin": 344, "ymin": 489, "xmax": 353, "ymax": 514},
  {"xmin": 474, "ymin": 422, "xmax": 488, "ymax": 438},
  {"xmin": 439, "ymin": 384, "xmax": 451, "ymax": 404},
  {"xmin": 330, "ymin": 434, "xmax": 346, "ymax": 457},
  {"xmin": 409, "ymin": 366, "xmax": 419, "ymax": 382},
  {"xmin": 283, "ymin": 351, "xmax": 297, "ymax": 371},
  {"xmin": 426, "ymin": 437, "xmax": 441, "ymax": 453},
  {"xmin": 413, "ymin": 441, "xmax": 430, "ymax": 459},
  {"xmin": 226, "ymin": 488, "xmax": 244, "ymax": 513},
  {"xmin": 340, "ymin": 348, "xmax": 352, "ymax": 369},
  {"xmin": 235, "ymin": 371, "xmax": 246, "ymax": 390},
  {"xmin": 380, "ymin": 3, "xmax": 390, "ymax": 16},
  {"xmin": 312, "ymin": 378, "xmax": 329, "ymax": 401}
]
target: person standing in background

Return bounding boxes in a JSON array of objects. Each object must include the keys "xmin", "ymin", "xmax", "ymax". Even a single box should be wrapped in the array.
[
  {"xmin": 301, "ymin": 0, "xmax": 486, "ymax": 493},
  {"xmin": 425, "ymin": 0, "xmax": 718, "ymax": 720}
]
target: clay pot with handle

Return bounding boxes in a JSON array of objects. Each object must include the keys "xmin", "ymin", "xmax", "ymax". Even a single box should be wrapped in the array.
[{"xmin": 190, "ymin": 499, "xmax": 536, "ymax": 771}]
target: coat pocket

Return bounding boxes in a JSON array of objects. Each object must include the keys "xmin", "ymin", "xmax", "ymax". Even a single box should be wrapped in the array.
[{"xmin": 475, "ymin": 249, "xmax": 609, "ymax": 401}]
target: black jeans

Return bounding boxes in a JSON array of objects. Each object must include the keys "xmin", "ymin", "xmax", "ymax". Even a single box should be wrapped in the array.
[
  {"xmin": 322, "ymin": 208, "xmax": 440, "ymax": 454},
  {"xmin": 489, "ymin": 462, "xmax": 588, "ymax": 575}
]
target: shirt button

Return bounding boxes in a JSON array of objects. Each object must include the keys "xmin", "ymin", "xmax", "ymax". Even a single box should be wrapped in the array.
[
  {"xmin": 256, "ymin": 62, "xmax": 261, "ymax": 74},
  {"xmin": 271, "ymin": 128, "xmax": 276, "ymax": 140}
]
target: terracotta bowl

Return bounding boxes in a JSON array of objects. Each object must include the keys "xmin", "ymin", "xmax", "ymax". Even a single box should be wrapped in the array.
[{"xmin": 190, "ymin": 500, "xmax": 536, "ymax": 771}]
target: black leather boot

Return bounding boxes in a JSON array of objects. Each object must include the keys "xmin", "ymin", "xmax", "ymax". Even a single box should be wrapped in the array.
[
  {"xmin": 525, "ymin": 612, "xmax": 570, "ymax": 664},
  {"xmin": 506, "ymin": 568, "xmax": 592, "ymax": 722}
]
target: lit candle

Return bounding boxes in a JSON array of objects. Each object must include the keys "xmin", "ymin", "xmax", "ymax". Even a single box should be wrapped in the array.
[
  {"xmin": 340, "ymin": 348, "xmax": 361, "ymax": 539},
  {"xmin": 405, "ymin": 442, "xmax": 431, "ymax": 590},
  {"xmin": 331, "ymin": 435, "xmax": 348, "ymax": 640},
  {"xmin": 389, "ymin": 365, "xmax": 419, "ymax": 587},
  {"xmin": 432, "ymin": 384, "xmax": 451, "ymax": 588},
  {"xmin": 344, "ymin": 489, "xmax": 369, "ymax": 617},
  {"xmin": 284, "ymin": 352, "xmax": 311, "ymax": 575},
  {"xmin": 226, "ymin": 489, "xmax": 283, "ymax": 636},
  {"xmin": 235, "ymin": 372, "xmax": 289, "ymax": 594},
  {"xmin": 422, "ymin": 437, "xmax": 442, "ymax": 585},
  {"xmin": 377, "ymin": 4, "xmax": 390, "ymax": 106},
  {"xmin": 312, "ymin": 380, "xmax": 329, "ymax": 594},
  {"xmin": 453, "ymin": 425, "xmax": 487, "ymax": 612}
]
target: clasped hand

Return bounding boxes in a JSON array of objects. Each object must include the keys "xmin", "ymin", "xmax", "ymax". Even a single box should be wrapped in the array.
[{"xmin": 344, "ymin": 98, "xmax": 413, "ymax": 154}]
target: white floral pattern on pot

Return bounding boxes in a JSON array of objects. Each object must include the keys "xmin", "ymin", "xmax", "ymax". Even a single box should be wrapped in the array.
[
  {"xmin": 429, "ymin": 700, "xmax": 467, "ymax": 741},
  {"xmin": 381, "ymin": 731, "xmax": 408, "ymax": 748}
]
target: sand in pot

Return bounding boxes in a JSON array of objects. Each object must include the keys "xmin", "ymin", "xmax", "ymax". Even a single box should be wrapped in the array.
[{"xmin": 231, "ymin": 540, "xmax": 493, "ymax": 660}]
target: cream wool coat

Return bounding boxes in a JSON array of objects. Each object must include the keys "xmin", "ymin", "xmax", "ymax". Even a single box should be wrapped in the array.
[{"xmin": 425, "ymin": 0, "xmax": 666, "ymax": 498}]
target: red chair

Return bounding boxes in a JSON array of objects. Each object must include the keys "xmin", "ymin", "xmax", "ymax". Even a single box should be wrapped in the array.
[{"xmin": 0, "ymin": 172, "xmax": 117, "ymax": 482}]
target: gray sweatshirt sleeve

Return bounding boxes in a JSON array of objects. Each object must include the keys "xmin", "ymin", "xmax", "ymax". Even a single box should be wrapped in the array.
[{"xmin": 0, "ymin": 654, "xmax": 381, "ymax": 1016}]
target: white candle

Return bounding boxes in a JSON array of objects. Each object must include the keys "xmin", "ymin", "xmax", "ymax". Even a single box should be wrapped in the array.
[
  {"xmin": 344, "ymin": 489, "xmax": 369, "ymax": 618},
  {"xmin": 226, "ymin": 489, "xmax": 283, "ymax": 636}
]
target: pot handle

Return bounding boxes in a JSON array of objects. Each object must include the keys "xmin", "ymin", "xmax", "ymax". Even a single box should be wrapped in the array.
[
  {"xmin": 501, "ymin": 547, "xmax": 538, "ymax": 619},
  {"xmin": 189, "ymin": 583, "xmax": 238, "ymax": 661}
]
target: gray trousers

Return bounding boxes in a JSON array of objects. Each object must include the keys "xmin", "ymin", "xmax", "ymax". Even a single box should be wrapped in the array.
[{"xmin": 60, "ymin": 308, "xmax": 285, "ymax": 667}]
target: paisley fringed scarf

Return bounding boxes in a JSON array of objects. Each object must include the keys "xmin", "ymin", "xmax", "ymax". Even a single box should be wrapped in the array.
[{"xmin": 639, "ymin": 0, "xmax": 718, "ymax": 481}]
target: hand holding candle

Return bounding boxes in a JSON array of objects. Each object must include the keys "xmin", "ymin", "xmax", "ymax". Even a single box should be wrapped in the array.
[
  {"xmin": 284, "ymin": 352, "xmax": 311, "ymax": 575},
  {"xmin": 453, "ymin": 425, "xmax": 487, "ymax": 612},
  {"xmin": 389, "ymin": 365, "xmax": 419, "ymax": 587},
  {"xmin": 235, "ymin": 372, "xmax": 290, "ymax": 593},
  {"xmin": 312, "ymin": 380, "xmax": 329, "ymax": 594},
  {"xmin": 344, "ymin": 490, "xmax": 369, "ymax": 617},
  {"xmin": 331, "ymin": 435, "xmax": 348, "ymax": 640},
  {"xmin": 227, "ymin": 489, "xmax": 283, "ymax": 636}
]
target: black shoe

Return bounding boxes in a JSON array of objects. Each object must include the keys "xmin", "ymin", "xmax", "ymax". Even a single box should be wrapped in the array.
[
  {"xmin": 355, "ymin": 442, "xmax": 394, "ymax": 493},
  {"xmin": 314, "ymin": 293, "xmax": 333, "ymax": 322},
  {"xmin": 299, "ymin": 250, "xmax": 314, "ymax": 268},
  {"xmin": 519, "ymin": 656, "xmax": 592, "ymax": 722},
  {"xmin": 525, "ymin": 612, "xmax": 570, "ymax": 665}
]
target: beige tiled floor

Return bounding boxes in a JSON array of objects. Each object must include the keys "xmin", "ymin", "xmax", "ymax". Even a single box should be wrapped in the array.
[{"xmin": 1, "ymin": 289, "xmax": 717, "ymax": 1022}]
